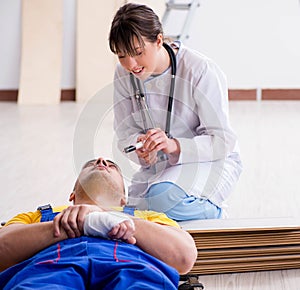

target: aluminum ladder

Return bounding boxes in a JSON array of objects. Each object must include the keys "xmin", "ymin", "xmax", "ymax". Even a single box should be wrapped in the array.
[{"xmin": 162, "ymin": 0, "xmax": 201, "ymax": 41}]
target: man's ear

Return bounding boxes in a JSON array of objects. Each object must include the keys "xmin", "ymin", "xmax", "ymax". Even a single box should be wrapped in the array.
[{"xmin": 69, "ymin": 192, "xmax": 75, "ymax": 203}]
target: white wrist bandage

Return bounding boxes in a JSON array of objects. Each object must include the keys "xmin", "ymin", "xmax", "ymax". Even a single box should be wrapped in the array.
[{"xmin": 83, "ymin": 211, "xmax": 134, "ymax": 238}]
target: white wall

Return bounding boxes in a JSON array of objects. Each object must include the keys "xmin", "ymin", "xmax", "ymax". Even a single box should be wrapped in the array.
[
  {"xmin": 62, "ymin": 0, "xmax": 76, "ymax": 89},
  {"xmin": 0, "ymin": 0, "xmax": 76, "ymax": 90},
  {"xmin": 0, "ymin": 0, "xmax": 299, "ymax": 90},
  {"xmin": 0, "ymin": 0, "xmax": 21, "ymax": 89},
  {"xmin": 186, "ymin": 0, "xmax": 300, "ymax": 89}
]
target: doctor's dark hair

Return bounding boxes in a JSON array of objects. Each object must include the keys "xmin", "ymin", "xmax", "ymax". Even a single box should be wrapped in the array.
[{"xmin": 109, "ymin": 3, "xmax": 163, "ymax": 56}]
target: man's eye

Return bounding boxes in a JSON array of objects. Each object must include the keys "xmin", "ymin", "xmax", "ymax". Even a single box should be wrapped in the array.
[
  {"xmin": 108, "ymin": 163, "xmax": 121, "ymax": 172},
  {"xmin": 118, "ymin": 55, "xmax": 125, "ymax": 59}
]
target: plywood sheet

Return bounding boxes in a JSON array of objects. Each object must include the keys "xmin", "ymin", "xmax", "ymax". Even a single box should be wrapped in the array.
[
  {"xmin": 18, "ymin": 0, "xmax": 63, "ymax": 104},
  {"xmin": 179, "ymin": 218, "xmax": 300, "ymax": 275},
  {"xmin": 76, "ymin": 1, "xmax": 123, "ymax": 102}
]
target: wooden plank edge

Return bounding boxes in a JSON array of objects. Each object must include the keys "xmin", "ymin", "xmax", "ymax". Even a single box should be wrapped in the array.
[
  {"xmin": 1, "ymin": 89, "xmax": 300, "ymax": 102},
  {"xmin": 262, "ymin": 89, "xmax": 300, "ymax": 100},
  {"xmin": 0, "ymin": 89, "xmax": 75, "ymax": 102}
]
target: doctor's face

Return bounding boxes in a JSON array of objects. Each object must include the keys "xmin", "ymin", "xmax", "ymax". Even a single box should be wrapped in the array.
[{"xmin": 117, "ymin": 36, "xmax": 163, "ymax": 81}]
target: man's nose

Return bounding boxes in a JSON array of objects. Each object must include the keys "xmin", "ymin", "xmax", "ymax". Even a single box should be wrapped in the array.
[{"xmin": 95, "ymin": 157, "xmax": 108, "ymax": 167}]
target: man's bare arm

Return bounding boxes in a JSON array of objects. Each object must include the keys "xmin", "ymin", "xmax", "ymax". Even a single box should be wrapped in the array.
[
  {"xmin": 0, "ymin": 223, "xmax": 67, "ymax": 272},
  {"xmin": 132, "ymin": 219, "xmax": 197, "ymax": 274}
]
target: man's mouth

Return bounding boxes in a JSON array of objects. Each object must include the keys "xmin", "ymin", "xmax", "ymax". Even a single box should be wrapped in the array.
[{"xmin": 95, "ymin": 165, "xmax": 108, "ymax": 171}]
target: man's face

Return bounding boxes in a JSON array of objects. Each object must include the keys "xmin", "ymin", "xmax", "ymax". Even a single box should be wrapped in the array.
[{"xmin": 76, "ymin": 158, "xmax": 125, "ymax": 206}]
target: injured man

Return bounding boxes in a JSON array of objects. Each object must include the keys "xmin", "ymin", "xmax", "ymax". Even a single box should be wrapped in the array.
[{"xmin": 0, "ymin": 157, "xmax": 197, "ymax": 289}]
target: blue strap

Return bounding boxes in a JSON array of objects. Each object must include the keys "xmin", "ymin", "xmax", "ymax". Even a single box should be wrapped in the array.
[
  {"xmin": 37, "ymin": 204, "xmax": 60, "ymax": 222},
  {"xmin": 123, "ymin": 206, "xmax": 135, "ymax": 216}
]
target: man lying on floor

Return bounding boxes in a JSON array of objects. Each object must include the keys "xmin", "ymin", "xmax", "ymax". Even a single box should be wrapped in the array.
[{"xmin": 0, "ymin": 157, "xmax": 197, "ymax": 289}]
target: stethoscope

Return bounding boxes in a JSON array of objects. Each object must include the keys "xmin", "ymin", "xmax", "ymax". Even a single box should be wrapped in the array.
[{"xmin": 125, "ymin": 43, "xmax": 177, "ymax": 154}]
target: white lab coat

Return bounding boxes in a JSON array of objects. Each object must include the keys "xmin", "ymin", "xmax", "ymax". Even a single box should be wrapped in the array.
[{"xmin": 113, "ymin": 41, "xmax": 242, "ymax": 209}]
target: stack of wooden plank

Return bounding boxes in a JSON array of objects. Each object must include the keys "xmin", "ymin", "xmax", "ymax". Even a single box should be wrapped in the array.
[{"xmin": 179, "ymin": 217, "xmax": 300, "ymax": 275}]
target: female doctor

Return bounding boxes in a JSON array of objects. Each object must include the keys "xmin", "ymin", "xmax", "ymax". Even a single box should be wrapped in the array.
[{"xmin": 109, "ymin": 3, "xmax": 242, "ymax": 221}]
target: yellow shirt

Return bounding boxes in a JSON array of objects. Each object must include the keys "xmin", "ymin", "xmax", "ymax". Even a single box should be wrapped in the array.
[{"xmin": 4, "ymin": 205, "xmax": 179, "ymax": 228}]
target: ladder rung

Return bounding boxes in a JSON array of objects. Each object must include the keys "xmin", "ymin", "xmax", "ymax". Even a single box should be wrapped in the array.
[{"xmin": 166, "ymin": 3, "xmax": 191, "ymax": 10}]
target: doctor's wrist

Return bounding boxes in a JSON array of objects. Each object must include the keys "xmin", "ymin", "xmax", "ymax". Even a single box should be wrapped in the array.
[
  {"xmin": 167, "ymin": 139, "xmax": 181, "ymax": 165},
  {"xmin": 169, "ymin": 138, "xmax": 180, "ymax": 155}
]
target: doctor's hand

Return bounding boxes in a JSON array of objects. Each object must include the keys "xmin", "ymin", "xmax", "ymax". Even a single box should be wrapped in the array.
[
  {"xmin": 136, "ymin": 146, "xmax": 158, "ymax": 165},
  {"xmin": 142, "ymin": 128, "xmax": 180, "ymax": 157},
  {"xmin": 136, "ymin": 129, "xmax": 180, "ymax": 165},
  {"xmin": 144, "ymin": 128, "xmax": 180, "ymax": 154},
  {"xmin": 136, "ymin": 133, "xmax": 158, "ymax": 165}
]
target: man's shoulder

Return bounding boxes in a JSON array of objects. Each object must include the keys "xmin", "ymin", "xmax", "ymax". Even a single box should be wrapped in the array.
[
  {"xmin": 112, "ymin": 206, "xmax": 179, "ymax": 228},
  {"xmin": 134, "ymin": 210, "xmax": 180, "ymax": 228},
  {"xmin": 4, "ymin": 205, "xmax": 68, "ymax": 226},
  {"xmin": 52, "ymin": 205, "xmax": 68, "ymax": 212}
]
